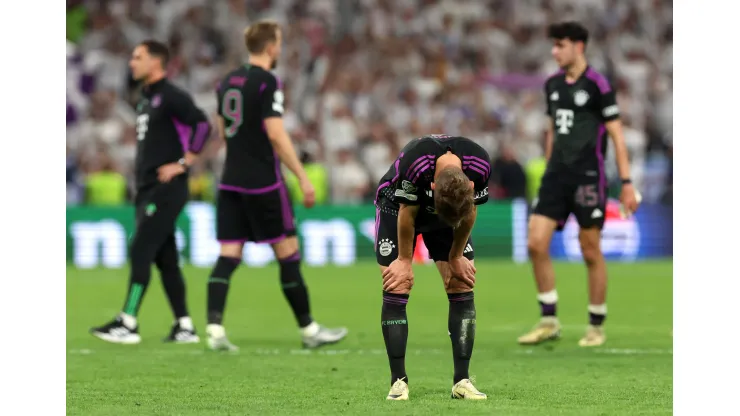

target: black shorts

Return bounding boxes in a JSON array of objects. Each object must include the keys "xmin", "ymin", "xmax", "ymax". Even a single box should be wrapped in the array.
[
  {"xmin": 216, "ymin": 186, "xmax": 297, "ymax": 244},
  {"xmin": 133, "ymin": 178, "xmax": 188, "ymax": 248},
  {"xmin": 374, "ymin": 207, "xmax": 474, "ymax": 267},
  {"xmin": 533, "ymin": 170, "xmax": 607, "ymax": 231}
]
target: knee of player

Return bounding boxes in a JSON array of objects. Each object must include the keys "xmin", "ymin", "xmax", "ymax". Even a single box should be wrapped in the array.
[
  {"xmin": 385, "ymin": 286, "xmax": 412, "ymax": 295},
  {"xmin": 446, "ymin": 279, "xmax": 474, "ymax": 293},
  {"xmin": 220, "ymin": 243, "xmax": 244, "ymax": 258},
  {"xmin": 578, "ymin": 231, "xmax": 602, "ymax": 264},
  {"xmin": 527, "ymin": 236, "xmax": 549, "ymax": 257}
]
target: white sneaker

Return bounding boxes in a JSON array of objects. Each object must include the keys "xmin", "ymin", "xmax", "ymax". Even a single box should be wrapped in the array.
[
  {"xmin": 90, "ymin": 315, "xmax": 142, "ymax": 345},
  {"xmin": 206, "ymin": 324, "xmax": 239, "ymax": 352},
  {"xmin": 451, "ymin": 378, "xmax": 487, "ymax": 400},
  {"xmin": 301, "ymin": 322, "xmax": 348, "ymax": 348},
  {"xmin": 386, "ymin": 378, "xmax": 409, "ymax": 400}
]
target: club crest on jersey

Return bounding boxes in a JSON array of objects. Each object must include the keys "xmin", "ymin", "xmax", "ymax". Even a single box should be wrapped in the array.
[
  {"xmin": 151, "ymin": 94, "xmax": 162, "ymax": 108},
  {"xmin": 378, "ymin": 238, "xmax": 396, "ymax": 257},
  {"xmin": 574, "ymin": 90, "xmax": 589, "ymax": 106},
  {"xmin": 550, "ymin": 91, "xmax": 559, "ymax": 101}
]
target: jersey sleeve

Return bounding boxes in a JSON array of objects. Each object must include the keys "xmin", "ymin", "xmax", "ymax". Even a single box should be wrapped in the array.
[
  {"xmin": 390, "ymin": 152, "xmax": 430, "ymax": 205},
  {"xmin": 594, "ymin": 78, "xmax": 620, "ymax": 122},
  {"xmin": 168, "ymin": 87, "xmax": 212, "ymax": 154},
  {"xmin": 261, "ymin": 75, "xmax": 284, "ymax": 120}
]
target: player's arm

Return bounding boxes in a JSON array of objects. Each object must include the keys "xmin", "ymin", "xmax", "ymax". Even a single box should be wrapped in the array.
[
  {"xmin": 449, "ymin": 206, "xmax": 477, "ymax": 258},
  {"xmin": 598, "ymin": 87, "xmax": 631, "ymax": 181},
  {"xmin": 262, "ymin": 78, "xmax": 308, "ymax": 182},
  {"xmin": 169, "ymin": 88, "xmax": 211, "ymax": 165},
  {"xmin": 544, "ymin": 118, "xmax": 554, "ymax": 161},
  {"xmin": 397, "ymin": 203, "xmax": 420, "ymax": 261},
  {"xmin": 543, "ymin": 80, "xmax": 555, "ymax": 161}
]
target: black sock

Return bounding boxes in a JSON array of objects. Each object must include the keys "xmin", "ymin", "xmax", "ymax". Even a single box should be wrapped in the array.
[
  {"xmin": 539, "ymin": 301, "xmax": 557, "ymax": 317},
  {"xmin": 279, "ymin": 253, "xmax": 313, "ymax": 328},
  {"xmin": 589, "ymin": 313, "xmax": 606, "ymax": 326},
  {"xmin": 382, "ymin": 291, "xmax": 409, "ymax": 386},
  {"xmin": 122, "ymin": 240, "xmax": 155, "ymax": 317},
  {"xmin": 207, "ymin": 256, "xmax": 241, "ymax": 325},
  {"xmin": 156, "ymin": 237, "xmax": 189, "ymax": 319},
  {"xmin": 448, "ymin": 292, "xmax": 476, "ymax": 384}
]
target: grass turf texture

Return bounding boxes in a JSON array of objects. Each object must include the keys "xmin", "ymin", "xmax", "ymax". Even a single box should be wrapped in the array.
[{"xmin": 67, "ymin": 261, "xmax": 672, "ymax": 415}]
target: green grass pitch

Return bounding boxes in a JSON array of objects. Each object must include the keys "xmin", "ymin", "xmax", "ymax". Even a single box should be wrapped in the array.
[{"xmin": 67, "ymin": 261, "xmax": 672, "ymax": 415}]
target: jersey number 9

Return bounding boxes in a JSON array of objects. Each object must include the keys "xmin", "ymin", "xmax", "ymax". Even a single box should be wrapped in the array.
[{"xmin": 222, "ymin": 89, "xmax": 243, "ymax": 138}]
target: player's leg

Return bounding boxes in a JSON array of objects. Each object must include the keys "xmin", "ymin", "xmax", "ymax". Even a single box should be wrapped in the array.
[
  {"xmin": 573, "ymin": 182, "xmax": 608, "ymax": 347},
  {"xmin": 425, "ymin": 230, "xmax": 486, "ymax": 400},
  {"xmin": 90, "ymin": 189, "xmax": 174, "ymax": 344},
  {"xmin": 205, "ymin": 190, "xmax": 247, "ymax": 351},
  {"xmin": 156, "ymin": 233, "xmax": 199, "ymax": 343},
  {"xmin": 262, "ymin": 190, "xmax": 347, "ymax": 348},
  {"xmin": 518, "ymin": 172, "xmax": 567, "ymax": 345},
  {"xmin": 377, "ymin": 208, "xmax": 412, "ymax": 400}
]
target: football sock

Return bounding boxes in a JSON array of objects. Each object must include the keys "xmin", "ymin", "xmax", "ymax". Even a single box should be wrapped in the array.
[
  {"xmin": 537, "ymin": 290, "xmax": 558, "ymax": 317},
  {"xmin": 279, "ymin": 252, "xmax": 313, "ymax": 328},
  {"xmin": 588, "ymin": 304, "xmax": 607, "ymax": 326},
  {"xmin": 123, "ymin": 241, "xmax": 155, "ymax": 317},
  {"xmin": 207, "ymin": 256, "xmax": 240, "ymax": 325},
  {"xmin": 382, "ymin": 291, "xmax": 409, "ymax": 386},
  {"xmin": 448, "ymin": 292, "xmax": 476, "ymax": 384},
  {"xmin": 156, "ymin": 237, "xmax": 189, "ymax": 319}
]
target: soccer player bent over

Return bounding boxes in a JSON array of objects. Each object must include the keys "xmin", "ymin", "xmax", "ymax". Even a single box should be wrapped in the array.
[
  {"xmin": 204, "ymin": 20, "xmax": 347, "ymax": 351},
  {"xmin": 376, "ymin": 135, "xmax": 490, "ymax": 400},
  {"xmin": 518, "ymin": 22, "xmax": 640, "ymax": 348},
  {"xmin": 91, "ymin": 41, "xmax": 211, "ymax": 344}
]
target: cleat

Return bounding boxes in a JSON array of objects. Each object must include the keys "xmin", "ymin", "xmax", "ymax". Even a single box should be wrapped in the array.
[
  {"xmin": 451, "ymin": 378, "xmax": 487, "ymax": 400},
  {"xmin": 90, "ymin": 315, "xmax": 141, "ymax": 345},
  {"xmin": 206, "ymin": 324, "xmax": 239, "ymax": 352},
  {"xmin": 578, "ymin": 325, "xmax": 606, "ymax": 347},
  {"xmin": 302, "ymin": 325, "xmax": 348, "ymax": 349},
  {"xmin": 163, "ymin": 321, "xmax": 200, "ymax": 344},
  {"xmin": 387, "ymin": 378, "xmax": 409, "ymax": 400},
  {"xmin": 517, "ymin": 317, "xmax": 561, "ymax": 345}
]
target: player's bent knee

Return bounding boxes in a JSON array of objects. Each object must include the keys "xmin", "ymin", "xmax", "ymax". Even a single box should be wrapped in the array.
[
  {"xmin": 527, "ymin": 236, "xmax": 549, "ymax": 258},
  {"xmin": 446, "ymin": 278, "xmax": 474, "ymax": 293},
  {"xmin": 527, "ymin": 215, "xmax": 556, "ymax": 257},
  {"xmin": 272, "ymin": 236, "xmax": 299, "ymax": 259},
  {"xmin": 220, "ymin": 242, "xmax": 244, "ymax": 258}
]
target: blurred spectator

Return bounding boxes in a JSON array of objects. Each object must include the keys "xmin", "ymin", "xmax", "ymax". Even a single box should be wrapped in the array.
[
  {"xmin": 490, "ymin": 144, "xmax": 526, "ymax": 200},
  {"xmin": 84, "ymin": 150, "xmax": 127, "ymax": 206},
  {"xmin": 188, "ymin": 162, "xmax": 216, "ymax": 202},
  {"xmin": 331, "ymin": 148, "xmax": 370, "ymax": 205},
  {"xmin": 67, "ymin": 0, "xmax": 672, "ymax": 206},
  {"xmin": 285, "ymin": 151, "xmax": 330, "ymax": 206}
]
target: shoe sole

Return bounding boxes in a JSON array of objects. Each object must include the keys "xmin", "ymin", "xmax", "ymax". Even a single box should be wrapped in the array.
[
  {"xmin": 91, "ymin": 331, "xmax": 142, "ymax": 345},
  {"xmin": 164, "ymin": 336, "xmax": 201, "ymax": 344}
]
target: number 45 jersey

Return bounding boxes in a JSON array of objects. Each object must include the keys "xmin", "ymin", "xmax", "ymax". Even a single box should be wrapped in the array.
[
  {"xmin": 545, "ymin": 66, "xmax": 620, "ymax": 175},
  {"xmin": 216, "ymin": 64, "xmax": 286, "ymax": 191}
]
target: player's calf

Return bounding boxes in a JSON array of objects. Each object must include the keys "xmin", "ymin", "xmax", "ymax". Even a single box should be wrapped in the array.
[
  {"xmin": 579, "ymin": 228, "xmax": 607, "ymax": 347},
  {"xmin": 440, "ymin": 263, "xmax": 478, "ymax": 386}
]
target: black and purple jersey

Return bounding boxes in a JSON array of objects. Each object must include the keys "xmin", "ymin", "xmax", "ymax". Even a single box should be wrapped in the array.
[
  {"xmin": 375, "ymin": 135, "xmax": 491, "ymax": 231},
  {"xmin": 134, "ymin": 78, "xmax": 210, "ymax": 189},
  {"xmin": 215, "ymin": 64, "xmax": 285, "ymax": 192}
]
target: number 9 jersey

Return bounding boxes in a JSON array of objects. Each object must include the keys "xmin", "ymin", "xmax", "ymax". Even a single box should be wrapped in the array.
[{"xmin": 215, "ymin": 64, "xmax": 285, "ymax": 191}]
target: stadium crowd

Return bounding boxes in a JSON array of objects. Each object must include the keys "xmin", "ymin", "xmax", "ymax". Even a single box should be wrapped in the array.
[{"xmin": 66, "ymin": 0, "xmax": 673, "ymax": 206}]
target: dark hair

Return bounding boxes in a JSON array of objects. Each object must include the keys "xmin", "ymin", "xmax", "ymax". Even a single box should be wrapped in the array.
[
  {"xmin": 139, "ymin": 40, "xmax": 170, "ymax": 67},
  {"xmin": 547, "ymin": 21, "xmax": 589, "ymax": 46},
  {"xmin": 244, "ymin": 20, "xmax": 280, "ymax": 54},
  {"xmin": 434, "ymin": 167, "xmax": 474, "ymax": 228}
]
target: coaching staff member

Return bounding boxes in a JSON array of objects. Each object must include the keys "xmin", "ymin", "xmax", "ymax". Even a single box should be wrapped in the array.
[{"xmin": 91, "ymin": 40, "xmax": 211, "ymax": 345}]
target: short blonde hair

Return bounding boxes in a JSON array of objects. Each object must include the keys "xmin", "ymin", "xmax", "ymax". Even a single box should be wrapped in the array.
[
  {"xmin": 244, "ymin": 20, "xmax": 280, "ymax": 54},
  {"xmin": 434, "ymin": 167, "xmax": 474, "ymax": 227}
]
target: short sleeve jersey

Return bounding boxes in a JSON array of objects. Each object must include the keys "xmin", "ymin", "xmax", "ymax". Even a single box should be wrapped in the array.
[
  {"xmin": 375, "ymin": 135, "xmax": 491, "ymax": 229},
  {"xmin": 216, "ymin": 65, "xmax": 285, "ymax": 190},
  {"xmin": 544, "ymin": 66, "xmax": 620, "ymax": 174}
]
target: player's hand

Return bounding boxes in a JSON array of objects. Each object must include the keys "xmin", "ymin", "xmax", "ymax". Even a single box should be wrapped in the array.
[
  {"xmin": 382, "ymin": 258, "xmax": 414, "ymax": 292},
  {"xmin": 448, "ymin": 256, "xmax": 476, "ymax": 289},
  {"xmin": 620, "ymin": 183, "xmax": 640, "ymax": 216},
  {"xmin": 157, "ymin": 163, "xmax": 186, "ymax": 183},
  {"xmin": 300, "ymin": 178, "xmax": 316, "ymax": 208}
]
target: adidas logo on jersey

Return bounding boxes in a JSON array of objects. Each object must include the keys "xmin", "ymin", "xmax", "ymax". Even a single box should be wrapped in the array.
[
  {"xmin": 591, "ymin": 209, "xmax": 603, "ymax": 218},
  {"xmin": 463, "ymin": 243, "xmax": 473, "ymax": 254}
]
